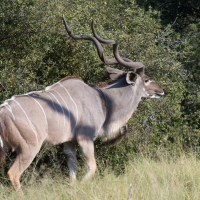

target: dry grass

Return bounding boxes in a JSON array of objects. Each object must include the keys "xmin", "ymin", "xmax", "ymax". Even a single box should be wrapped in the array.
[{"xmin": 1, "ymin": 153, "xmax": 200, "ymax": 200}]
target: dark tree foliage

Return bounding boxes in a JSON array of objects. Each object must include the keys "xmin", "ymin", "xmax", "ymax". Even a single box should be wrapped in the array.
[{"xmin": 136, "ymin": 0, "xmax": 200, "ymax": 30}]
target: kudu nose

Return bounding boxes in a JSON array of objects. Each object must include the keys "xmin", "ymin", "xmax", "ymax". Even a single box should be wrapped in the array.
[
  {"xmin": 162, "ymin": 89, "xmax": 166, "ymax": 95},
  {"xmin": 155, "ymin": 88, "xmax": 165, "ymax": 95}
]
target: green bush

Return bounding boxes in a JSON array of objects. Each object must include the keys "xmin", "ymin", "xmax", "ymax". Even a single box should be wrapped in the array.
[{"xmin": 0, "ymin": 0, "xmax": 200, "ymax": 177}]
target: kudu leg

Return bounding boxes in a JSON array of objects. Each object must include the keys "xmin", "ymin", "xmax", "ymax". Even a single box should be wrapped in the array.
[
  {"xmin": 8, "ymin": 145, "xmax": 41, "ymax": 192},
  {"xmin": 78, "ymin": 139, "xmax": 96, "ymax": 181},
  {"xmin": 63, "ymin": 142, "xmax": 77, "ymax": 183}
]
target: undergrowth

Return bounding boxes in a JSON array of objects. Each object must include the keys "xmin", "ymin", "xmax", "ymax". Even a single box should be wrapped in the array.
[{"xmin": 1, "ymin": 152, "xmax": 200, "ymax": 200}]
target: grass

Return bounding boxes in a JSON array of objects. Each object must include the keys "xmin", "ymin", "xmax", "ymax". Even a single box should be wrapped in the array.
[{"xmin": 1, "ymin": 153, "xmax": 200, "ymax": 200}]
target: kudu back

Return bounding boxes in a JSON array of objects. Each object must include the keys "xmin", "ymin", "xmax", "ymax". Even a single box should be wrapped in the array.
[{"xmin": 0, "ymin": 17, "xmax": 164, "ymax": 191}]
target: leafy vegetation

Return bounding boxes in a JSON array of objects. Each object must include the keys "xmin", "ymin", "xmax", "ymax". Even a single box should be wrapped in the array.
[{"xmin": 0, "ymin": 0, "xmax": 200, "ymax": 183}]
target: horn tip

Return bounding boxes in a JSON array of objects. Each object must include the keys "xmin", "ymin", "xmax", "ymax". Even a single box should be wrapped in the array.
[{"xmin": 91, "ymin": 20, "xmax": 94, "ymax": 28}]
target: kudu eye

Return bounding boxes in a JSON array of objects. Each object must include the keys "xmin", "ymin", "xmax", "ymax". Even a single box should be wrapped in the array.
[{"xmin": 145, "ymin": 79, "xmax": 149, "ymax": 83}]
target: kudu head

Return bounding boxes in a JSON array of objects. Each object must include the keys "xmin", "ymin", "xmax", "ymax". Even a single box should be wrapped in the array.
[{"xmin": 63, "ymin": 17, "xmax": 164, "ymax": 99}]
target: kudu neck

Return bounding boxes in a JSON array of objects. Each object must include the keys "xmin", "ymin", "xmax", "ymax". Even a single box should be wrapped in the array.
[
  {"xmin": 99, "ymin": 78, "xmax": 142, "ymax": 122},
  {"xmin": 102, "ymin": 78, "xmax": 142, "ymax": 108},
  {"xmin": 96, "ymin": 77, "xmax": 143, "ymax": 137}
]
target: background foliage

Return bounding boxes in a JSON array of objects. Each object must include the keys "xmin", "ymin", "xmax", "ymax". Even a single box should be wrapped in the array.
[{"xmin": 0, "ymin": 0, "xmax": 200, "ymax": 176}]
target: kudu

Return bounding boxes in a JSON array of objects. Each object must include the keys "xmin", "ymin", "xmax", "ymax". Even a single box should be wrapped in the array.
[{"xmin": 0, "ymin": 16, "xmax": 164, "ymax": 191}]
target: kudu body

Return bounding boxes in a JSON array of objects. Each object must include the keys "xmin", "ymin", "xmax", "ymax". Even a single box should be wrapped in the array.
[{"xmin": 0, "ymin": 17, "xmax": 164, "ymax": 191}]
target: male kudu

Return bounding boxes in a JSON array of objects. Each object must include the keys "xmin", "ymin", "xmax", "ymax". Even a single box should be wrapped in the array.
[{"xmin": 0, "ymin": 17, "xmax": 164, "ymax": 191}]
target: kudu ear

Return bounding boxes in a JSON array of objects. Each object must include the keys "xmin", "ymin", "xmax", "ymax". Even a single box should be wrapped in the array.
[
  {"xmin": 106, "ymin": 67, "xmax": 125, "ymax": 80},
  {"xmin": 135, "ymin": 67, "xmax": 145, "ymax": 76},
  {"xmin": 126, "ymin": 72, "xmax": 137, "ymax": 85}
]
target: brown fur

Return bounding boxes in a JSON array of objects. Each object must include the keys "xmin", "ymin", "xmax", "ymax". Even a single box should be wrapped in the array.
[
  {"xmin": 102, "ymin": 124, "xmax": 129, "ymax": 148},
  {"xmin": 95, "ymin": 74, "xmax": 127, "ymax": 89},
  {"xmin": 95, "ymin": 82, "xmax": 109, "ymax": 88}
]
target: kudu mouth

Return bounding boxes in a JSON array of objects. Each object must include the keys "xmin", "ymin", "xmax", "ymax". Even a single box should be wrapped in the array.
[{"xmin": 150, "ymin": 91, "xmax": 165, "ymax": 99}]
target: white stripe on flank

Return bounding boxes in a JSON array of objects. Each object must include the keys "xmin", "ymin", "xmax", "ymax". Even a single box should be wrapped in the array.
[
  {"xmin": 50, "ymin": 90, "xmax": 65, "ymax": 127},
  {"xmin": 4, "ymin": 103, "xmax": 16, "ymax": 120},
  {"xmin": 47, "ymin": 91, "xmax": 63, "ymax": 125},
  {"xmin": 44, "ymin": 92, "xmax": 59, "ymax": 122},
  {"xmin": 12, "ymin": 98, "xmax": 38, "ymax": 144},
  {"xmin": 27, "ymin": 94, "xmax": 47, "ymax": 124},
  {"xmin": 58, "ymin": 82, "xmax": 78, "ymax": 132},
  {"xmin": 51, "ymin": 90, "xmax": 70, "ymax": 127}
]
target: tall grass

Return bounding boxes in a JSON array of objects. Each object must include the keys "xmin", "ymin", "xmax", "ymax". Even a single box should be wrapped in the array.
[{"xmin": 1, "ymin": 153, "xmax": 200, "ymax": 200}]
